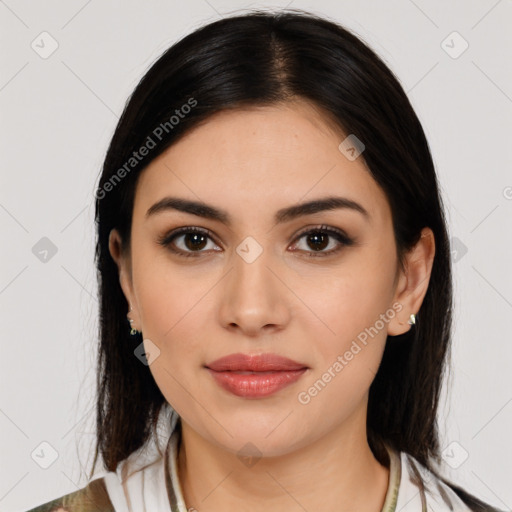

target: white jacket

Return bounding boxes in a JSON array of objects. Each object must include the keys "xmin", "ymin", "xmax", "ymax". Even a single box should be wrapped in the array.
[
  {"xmin": 26, "ymin": 409, "xmax": 492, "ymax": 511},
  {"xmin": 101, "ymin": 411, "xmax": 476, "ymax": 512}
]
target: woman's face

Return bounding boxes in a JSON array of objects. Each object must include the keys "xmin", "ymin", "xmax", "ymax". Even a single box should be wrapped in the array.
[{"xmin": 110, "ymin": 99, "xmax": 433, "ymax": 457}]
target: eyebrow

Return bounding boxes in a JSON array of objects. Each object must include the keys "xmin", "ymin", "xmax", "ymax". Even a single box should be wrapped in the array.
[{"xmin": 145, "ymin": 195, "xmax": 370, "ymax": 225}]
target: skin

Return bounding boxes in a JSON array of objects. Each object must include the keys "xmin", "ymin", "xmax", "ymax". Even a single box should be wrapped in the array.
[{"xmin": 109, "ymin": 98, "xmax": 435, "ymax": 512}]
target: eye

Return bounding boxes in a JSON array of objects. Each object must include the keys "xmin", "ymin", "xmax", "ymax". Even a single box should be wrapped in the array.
[
  {"xmin": 157, "ymin": 227, "xmax": 220, "ymax": 258},
  {"xmin": 290, "ymin": 225, "xmax": 354, "ymax": 257},
  {"xmin": 157, "ymin": 224, "xmax": 354, "ymax": 258}
]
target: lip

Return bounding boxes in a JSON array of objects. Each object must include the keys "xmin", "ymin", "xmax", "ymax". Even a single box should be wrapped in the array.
[
  {"xmin": 205, "ymin": 353, "xmax": 308, "ymax": 398},
  {"xmin": 206, "ymin": 353, "xmax": 307, "ymax": 372}
]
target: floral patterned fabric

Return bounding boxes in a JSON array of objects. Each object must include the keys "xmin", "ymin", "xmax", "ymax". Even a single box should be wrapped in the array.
[
  {"xmin": 23, "ymin": 412, "xmax": 484, "ymax": 512},
  {"xmin": 23, "ymin": 477, "xmax": 115, "ymax": 512}
]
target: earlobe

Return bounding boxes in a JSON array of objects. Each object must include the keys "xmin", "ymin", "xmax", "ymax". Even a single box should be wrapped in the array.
[
  {"xmin": 387, "ymin": 227, "xmax": 435, "ymax": 336},
  {"xmin": 108, "ymin": 229, "xmax": 141, "ymax": 332},
  {"xmin": 108, "ymin": 229, "xmax": 123, "ymax": 268},
  {"xmin": 108, "ymin": 229, "xmax": 135, "ymax": 309}
]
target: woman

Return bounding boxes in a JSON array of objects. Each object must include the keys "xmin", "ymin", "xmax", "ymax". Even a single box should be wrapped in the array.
[{"xmin": 25, "ymin": 9, "xmax": 502, "ymax": 512}]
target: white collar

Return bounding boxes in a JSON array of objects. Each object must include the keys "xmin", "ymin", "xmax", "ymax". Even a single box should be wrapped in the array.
[{"xmin": 101, "ymin": 409, "xmax": 471, "ymax": 512}]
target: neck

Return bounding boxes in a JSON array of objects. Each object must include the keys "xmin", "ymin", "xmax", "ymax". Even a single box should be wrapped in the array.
[{"xmin": 176, "ymin": 411, "xmax": 390, "ymax": 512}]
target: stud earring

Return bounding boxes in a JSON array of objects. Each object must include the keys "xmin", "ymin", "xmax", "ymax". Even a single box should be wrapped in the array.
[
  {"xmin": 127, "ymin": 305, "xmax": 140, "ymax": 335},
  {"xmin": 399, "ymin": 313, "xmax": 416, "ymax": 326}
]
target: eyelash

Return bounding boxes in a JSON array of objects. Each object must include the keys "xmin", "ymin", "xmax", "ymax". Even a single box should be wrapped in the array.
[{"xmin": 157, "ymin": 225, "xmax": 354, "ymax": 259}]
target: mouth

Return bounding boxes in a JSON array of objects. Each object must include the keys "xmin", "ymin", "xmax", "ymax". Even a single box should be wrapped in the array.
[
  {"xmin": 205, "ymin": 352, "xmax": 307, "ymax": 372},
  {"xmin": 205, "ymin": 353, "xmax": 308, "ymax": 398}
]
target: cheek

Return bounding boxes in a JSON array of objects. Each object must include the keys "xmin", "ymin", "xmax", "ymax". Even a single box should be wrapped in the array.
[
  {"xmin": 138, "ymin": 280, "xmax": 208, "ymax": 359},
  {"xmin": 299, "ymin": 250, "xmax": 396, "ymax": 378},
  {"xmin": 132, "ymin": 243, "xmax": 200, "ymax": 333},
  {"xmin": 134, "ymin": 269, "xmax": 210, "ymax": 414},
  {"xmin": 296, "ymin": 273, "xmax": 391, "ymax": 418}
]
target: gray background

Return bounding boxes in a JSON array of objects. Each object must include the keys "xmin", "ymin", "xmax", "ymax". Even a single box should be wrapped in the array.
[{"xmin": 1, "ymin": 1, "xmax": 511, "ymax": 511}]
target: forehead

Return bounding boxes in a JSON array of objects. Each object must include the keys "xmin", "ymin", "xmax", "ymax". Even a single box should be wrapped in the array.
[{"xmin": 133, "ymin": 101, "xmax": 391, "ymax": 229}]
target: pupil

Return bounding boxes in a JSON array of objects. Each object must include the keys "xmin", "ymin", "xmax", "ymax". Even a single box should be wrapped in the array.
[
  {"xmin": 185, "ymin": 233, "xmax": 207, "ymax": 251},
  {"xmin": 308, "ymin": 232, "xmax": 328, "ymax": 251}
]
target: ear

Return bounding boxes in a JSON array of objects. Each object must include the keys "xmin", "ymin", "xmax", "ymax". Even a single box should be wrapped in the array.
[
  {"xmin": 108, "ymin": 229, "xmax": 139, "ymax": 324},
  {"xmin": 387, "ymin": 227, "xmax": 436, "ymax": 336}
]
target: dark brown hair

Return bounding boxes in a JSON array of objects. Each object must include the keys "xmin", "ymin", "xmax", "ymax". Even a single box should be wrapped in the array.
[{"xmin": 89, "ymin": 9, "xmax": 500, "ymax": 511}]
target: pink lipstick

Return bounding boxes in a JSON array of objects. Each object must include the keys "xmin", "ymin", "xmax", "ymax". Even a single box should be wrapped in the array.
[{"xmin": 205, "ymin": 353, "xmax": 308, "ymax": 398}]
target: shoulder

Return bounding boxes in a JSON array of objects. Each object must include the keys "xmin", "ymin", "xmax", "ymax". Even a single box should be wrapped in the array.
[
  {"xmin": 23, "ymin": 476, "xmax": 115, "ymax": 512},
  {"xmin": 398, "ymin": 451, "xmax": 504, "ymax": 512}
]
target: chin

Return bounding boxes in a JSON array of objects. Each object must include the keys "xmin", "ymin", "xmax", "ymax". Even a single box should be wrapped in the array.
[{"xmin": 199, "ymin": 414, "xmax": 312, "ymax": 459}]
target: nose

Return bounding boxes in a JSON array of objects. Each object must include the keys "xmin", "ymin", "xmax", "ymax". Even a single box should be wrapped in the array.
[{"xmin": 218, "ymin": 243, "xmax": 290, "ymax": 337}]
